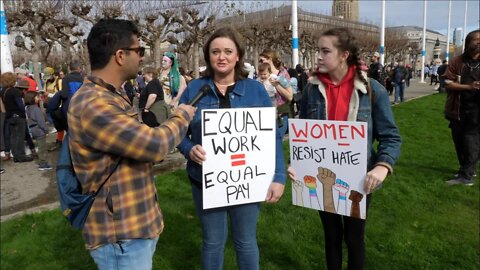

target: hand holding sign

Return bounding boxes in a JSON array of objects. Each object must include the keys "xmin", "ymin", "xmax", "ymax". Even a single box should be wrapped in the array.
[
  {"xmin": 265, "ymin": 182, "xmax": 285, "ymax": 203},
  {"xmin": 189, "ymin": 144, "xmax": 206, "ymax": 165},
  {"xmin": 364, "ymin": 165, "xmax": 389, "ymax": 193}
]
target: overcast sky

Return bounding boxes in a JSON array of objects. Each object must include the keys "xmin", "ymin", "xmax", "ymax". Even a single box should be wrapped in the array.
[{"xmin": 290, "ymin": 0, "xmax": 479, "ymax": 36}]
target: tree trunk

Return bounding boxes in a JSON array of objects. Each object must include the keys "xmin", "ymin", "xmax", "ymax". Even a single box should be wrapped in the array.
[
  {"xmin": 193, "ymin": 41, "xmax": 200, "ymax": 78},
  {"xmin": 33, "ymin": 33, "xmax": 42, "ymax": 91},
  {"xmin": 253, "ymin": 44, "xmax": 259, "ymax": 73},
  {"xmin": 153, "ymin": 39, "xmax": 162, "ymax": 69}
]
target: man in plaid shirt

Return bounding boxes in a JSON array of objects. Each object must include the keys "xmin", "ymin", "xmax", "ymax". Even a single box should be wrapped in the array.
[{"xmin": 68, "ymin": 19, "xmax": 195, "ymax": 269}]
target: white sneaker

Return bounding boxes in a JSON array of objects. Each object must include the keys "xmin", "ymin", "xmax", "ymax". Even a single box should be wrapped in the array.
[{"xmin": 50, "ymin": 127, "xmax": 57, "ymax": 134}]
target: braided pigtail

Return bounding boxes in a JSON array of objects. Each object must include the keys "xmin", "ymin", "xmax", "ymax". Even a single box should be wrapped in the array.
[{"xmin": 352, "ymin": 52, "xmax": 371, "ymax": 99}]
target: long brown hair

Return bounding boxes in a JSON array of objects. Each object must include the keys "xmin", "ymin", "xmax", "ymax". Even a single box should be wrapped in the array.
[
  {"xmin": 260, "ymin": 49, "xmax": 283, "ymax": 70},
  {"xmin": 202, "ymin": 27, "xmax": 248, "ymax": 80},
  {"xmin": 318, "ymin": 28, "xmax": 370, "ymax": 94}
]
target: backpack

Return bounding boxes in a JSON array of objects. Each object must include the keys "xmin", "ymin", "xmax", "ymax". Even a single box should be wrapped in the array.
[{"xmin": 56, "ymin": 134, "xmax": 121, "ymax": 229}]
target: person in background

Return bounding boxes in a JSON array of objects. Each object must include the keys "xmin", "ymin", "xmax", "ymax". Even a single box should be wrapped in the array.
[
  {"xmin": 288, "ymin": 27, "xmax": 401, "ymax": 270},
  {"xmin": 430, "ymin": 61, "xmax": 439, "ymax": 86},
  {"xmin": 296, "ymin": 64, "xmax": 309, "ymax": 94},
  {"xmin": 393, "ymin": 61, "xmax": 408, "ymax": 103},
  {"xmin": 384, "ymin": 65, "xmax": 394, "ymax": 96},
  {"xmin": 259, "ymin": 49, "xmax": 292, "ymax": 135},
  {"xmin": 178, "ymin": 27, "xmax": 286, "ymax": 270},
  {"xmin": 257, "ymin": 62, "xmax": 276, "ymax": 106},
  {"xmin": 405, "ymin": 64, "xmax": 413, "ymax": 87},
  {"xmin": 122, "ymin": 79, "xmax": 135, "ymax": 103},
  {"xmin": 15, "ymin": 67, "xmax": 37, "ymax": 92},
  {"xmin": 0, "ymin": 74, "xmax": 33, "ymax": 163},
  {"xmin": 437, "ymin": 60, "xmax": 448, "ymax": 93},
  {"xmin": 368, "ymin": 52, "xmax": 385, "ymax": 87},
  {"xmin": 159, "ymin": 52, "xmax": 186, "ymax": 108},
  {"xmin": 444, "ymin": 29, "xmax": 480, "ymax": 186},
  {"xmin": 288, "ymin": 67, "xmax": 299, "ymax": 116},
  {"xmin": 24, "ymin": 91, "xmax": 52, "ymax": 170},
  {"xmin": 68, "ymin": 18, "xmax": 195, "ymax": 269},
  {"xmin": 140, "ymin": 66, "xmax": 169, "ymax": 127},
  {"xmin": 0, "ymin": 83, "xmax": 6, "ymax": 161},
  {"xmin": 46, "ymin": 60, "xmax": 84, "ymax": 151}
]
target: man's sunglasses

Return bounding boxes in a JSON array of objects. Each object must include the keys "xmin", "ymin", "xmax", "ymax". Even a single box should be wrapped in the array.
[{"xmin": 118, "ymin": 47, "xmax": 146, "ymax": 57}]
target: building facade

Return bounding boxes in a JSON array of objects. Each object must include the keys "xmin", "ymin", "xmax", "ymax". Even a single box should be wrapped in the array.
[
  {"xmin": 217, "ymin": 5, "xmax": 377, "ymax": 69},
  {"xmin": 332, "ymin": 0, "xmax": 359, "ymax": 21},
  {"xmin": 386, "ymin": 26, "xmax": 448, "ymax": 68}
]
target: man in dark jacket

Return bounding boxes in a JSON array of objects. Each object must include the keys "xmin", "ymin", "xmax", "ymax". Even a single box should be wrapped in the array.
[
  {"xmin": 368, "ymin": 52, "xmax": 385, "ymax": 86},
  {"xmin": 437, "ymin": 60, "xmax": 448, "ymax": 93},
  {"xmin": 444, "ymin": 30, "xmax": 480, "ymax": 186},
  {"xmin": 46, "ymin": 60, "xmax": 83, "ymax": 150},
  {"xmin": 393, "ymin": 61, "xmax": 408, "ymax": 103}
]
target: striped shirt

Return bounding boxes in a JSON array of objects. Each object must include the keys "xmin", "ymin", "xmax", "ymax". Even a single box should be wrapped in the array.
[{"xmin": 68, "ymin": 77, "xmax": 191, "ymax": 249}]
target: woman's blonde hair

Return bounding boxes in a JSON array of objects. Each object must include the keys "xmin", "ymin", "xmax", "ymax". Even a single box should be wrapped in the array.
[{"xmin": 0, "ymin": 72, "xmax": 17, "ymax": 88}]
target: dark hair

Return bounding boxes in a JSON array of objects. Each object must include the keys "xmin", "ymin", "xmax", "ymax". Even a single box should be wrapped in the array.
[
  {"xmin": 258, "ymin": 63, "xmax": 271, "ymax": 73},
  {"xmin": 87, "ymin": 19, "xmax": 140, "ymax": 70},
  {"xmin": 69, "ymin": 60, "xmax": 82, "ymax": 72},
  {"xmin": 202, "ymin": 27, "xmax": 248, "ymax": 80},
  {"xmin": 463, "ymin": 29, "xmax": 480, "ymax": 61},
  {"xmin": 318, "ymin": 28, "xmax": 370, "ymax": 94},
  {"xmin": 295, "ymin": 64, "xmax": 304, "ymax": 74},
  {"xmin": 260, "ymin": 49, "xmax": 282, "ymax": 69},
  {"xmin": 24, "ymin": 91, "xmax": 38, "ymax": 105},
  {"xmin": 288, "ymin": 68, "xmax": 298, "ymax": 80}
]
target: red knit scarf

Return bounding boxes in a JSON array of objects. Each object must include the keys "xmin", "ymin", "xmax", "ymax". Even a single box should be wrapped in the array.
[{"xmin": 317, "ymin": 66, "xmax": 356, "ymax": 120}]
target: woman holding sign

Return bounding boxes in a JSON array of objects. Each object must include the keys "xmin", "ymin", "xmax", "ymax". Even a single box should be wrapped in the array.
[
  {"xmin": 177, "ymin": 27, "xmax": 287, "ymax": 270},
  {"xmin": 288, "ymin": 28, "xmax": 401, "ymax": 270}
]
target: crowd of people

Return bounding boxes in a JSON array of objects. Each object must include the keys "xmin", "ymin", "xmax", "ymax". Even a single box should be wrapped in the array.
[{"xmin": 0, "ymin": 16, "xmax": 478, "ymax": 270}]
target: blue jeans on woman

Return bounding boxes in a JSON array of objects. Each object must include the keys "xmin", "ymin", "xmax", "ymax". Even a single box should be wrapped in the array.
[
  {"xmin": 191, "ymin": 183, "xmax": 260, "ymax": 270},
  {"xmin": 278, "ymin": 115, "xmax": 289, "ymax": 137},
  {"xmin": 89, "ymin": 237, "xmax": 159, "ymax": 270}
]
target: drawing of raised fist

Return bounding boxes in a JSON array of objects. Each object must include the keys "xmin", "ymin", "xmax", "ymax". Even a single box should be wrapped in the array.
[
  {"xmin": 349, "ymin": 190, "xmax": 364, "ymax": 219},
  {"xmin": 303, "ymin": 175, "xmax": 322, "ymax": 210},
  {"xmin": 304, "ymin": 175, "xmax": 317, "ymax": 189},
  {"xmin": 317, "ymin": 167, "xmax": 336, "ymax": 213},
  {"xmin": 292, "ymin": 180, "xmax": 304, "ymax": 207},
  {"xmin": 317, "ymin": 167, "xmax": 336, "ymax": 187},
  {"xmin": 334, "ymin": 178, "xmax": 350, "ymax": 215}
]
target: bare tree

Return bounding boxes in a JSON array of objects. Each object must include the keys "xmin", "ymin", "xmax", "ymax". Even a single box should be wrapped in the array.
[
  {"xmin": 171, "ymin": 7, "xmax": 216, "ymax": 78},
  {"xmin": 5, "ymin": 0, "xmax": 69, "ymax": 89},
  {"xmin": 384, "ymin": 28, "xmax": 410, "ymax": 64},
  {"xmin": 131, "ymin": 9, "xmax": 176, "ymax": 69}
]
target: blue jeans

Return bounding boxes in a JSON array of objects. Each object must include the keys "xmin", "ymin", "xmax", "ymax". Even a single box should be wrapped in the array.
[
  {"xmin": 191, "ymin": 183, "xmax": 260, "ymax": 270},
  {"xmin": 394, "ymin": 82, "xmax": 405, "ymax": 103},
  {"xmin": 89, "ymin": 237, "xmax": 159, "ymax": 270},
  {"xmin": 278, "ymin": 115, "xmax": 289, "ymax": 137}
]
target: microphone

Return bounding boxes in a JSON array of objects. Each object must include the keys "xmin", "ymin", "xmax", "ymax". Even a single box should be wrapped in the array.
[{"xmin": 187, "ymin": 84, "xmax": 211, "ymax": 106}]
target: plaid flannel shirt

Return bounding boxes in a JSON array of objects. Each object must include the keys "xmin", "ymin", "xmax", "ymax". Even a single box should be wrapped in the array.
[{"xmin": 68, "ymin": 77, "xmax": 191, "ymax": 249}]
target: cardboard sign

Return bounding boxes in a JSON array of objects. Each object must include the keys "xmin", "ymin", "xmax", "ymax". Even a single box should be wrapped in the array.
[
  {"xmin": 289, "ymin": 119, "xmax": 368, "ymax": 219},
  {"xmin": 202, "ymin": 107, "xmax": 276, "ymax": 209}
]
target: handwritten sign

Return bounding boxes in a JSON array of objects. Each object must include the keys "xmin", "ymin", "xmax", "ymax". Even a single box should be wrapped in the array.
[
  {"xmin": 202, "ymin": 107, "xmax": 276, "ymax": 209},
  {"xmin": 289, "ymin": 119, "xmax": 368, "ymax": 219}
]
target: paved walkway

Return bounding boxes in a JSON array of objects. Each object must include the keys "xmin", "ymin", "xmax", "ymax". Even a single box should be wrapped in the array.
[{"xmin": 0, "ymin": 79, "xmax": 440, "ymax": 222}]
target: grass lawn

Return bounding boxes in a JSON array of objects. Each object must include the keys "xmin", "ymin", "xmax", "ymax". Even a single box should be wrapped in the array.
[{"xmin": 1, "ymin": 93, "xmax": 478, "ymax": 270}]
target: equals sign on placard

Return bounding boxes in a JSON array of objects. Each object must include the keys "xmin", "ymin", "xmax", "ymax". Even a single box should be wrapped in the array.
[{"xmin": 231, "ymin": 154, "xmax": 246, "ymax": 166}]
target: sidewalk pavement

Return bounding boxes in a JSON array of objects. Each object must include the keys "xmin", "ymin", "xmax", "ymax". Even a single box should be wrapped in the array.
[{"xmin": 0, "ymin": 79, "xmax": 440, "ymax": 222}]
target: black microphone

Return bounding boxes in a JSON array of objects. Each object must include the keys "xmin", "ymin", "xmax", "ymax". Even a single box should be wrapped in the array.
[{"xmin": 187, "ymin": 84, "xmax": 211, "ymax": 106}]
